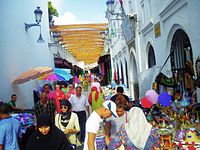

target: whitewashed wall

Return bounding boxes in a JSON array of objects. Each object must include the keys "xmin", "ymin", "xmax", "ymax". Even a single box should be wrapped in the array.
[
  {"xmin": 108, "ymin": 0, "xmax": 200, "ymax": 99},
  {"xmin": 0, "ymin": 0, "xmax": 54, "ymax": 108},
  {"xmin": 108, "ymin": 0, "xmax": 130, "ymax": 90},
  {"xmin": 133, "ymin": 0, "xmax": 200, "ymax": 98}
]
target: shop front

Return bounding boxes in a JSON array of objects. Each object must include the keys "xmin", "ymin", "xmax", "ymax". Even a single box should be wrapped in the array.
[
  {"xmin": 54, "ymin": 57, "xmax": 72, "ymax": 69},
  {"xmin": 98, "ymin": 54, "xmax": 112, "ymax": 85},
  {"xmin": 170, "ymin": 29, "xmax": 195, "ymax": 94}
]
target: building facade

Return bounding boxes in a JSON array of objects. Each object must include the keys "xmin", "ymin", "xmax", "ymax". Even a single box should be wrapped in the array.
[
  {"xmin": 106, "ymin": 0, "xmax": 200, "ymax": 100},
  {"xmin": 0, "ymin": 0, "xmax": 54, "ymax": 108}
]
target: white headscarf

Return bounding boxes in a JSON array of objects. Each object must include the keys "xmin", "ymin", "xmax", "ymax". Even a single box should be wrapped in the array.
[{"xmin": 125, "ymin": 107, "xmax": 152, "ymax": 149}]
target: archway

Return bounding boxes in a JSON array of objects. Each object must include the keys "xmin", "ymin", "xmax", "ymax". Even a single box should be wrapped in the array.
[
  {"xmin": 170, "ymin": 29, "xmax": 194, "ymax": 94},
  {"xmin": 148, "ymin": 45, "xmax": 156, "ymax": 68},
  {"xmin": 125, "ymin": 59, "xmax": 129, "ymax": 88},
  {"xmin": 129, "ymin": 52, "xmax": 139, "ymax": 100},
  {"xmin": 120, "ymin": 61, "xmax": 124, "ymax": 84}
]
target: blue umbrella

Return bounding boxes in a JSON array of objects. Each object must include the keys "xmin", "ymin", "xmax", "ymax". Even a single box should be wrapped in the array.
[{"xmin": 54, "ymin": 68, "xmax": 73, "ymax": 81}]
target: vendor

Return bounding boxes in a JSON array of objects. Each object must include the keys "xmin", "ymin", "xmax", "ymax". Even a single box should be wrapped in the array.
[
  {"xmin": 7, "ymin": 94, "xmax": 17, "ymax": 110},
  {"xmin": 110, "ymin": 86, "xmax": 130, "ymax": 110}
]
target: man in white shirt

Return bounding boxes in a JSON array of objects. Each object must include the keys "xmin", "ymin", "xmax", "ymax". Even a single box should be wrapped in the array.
[
  {"xmin": 84, "ymin": 100, "xmax": 118, "ymax": 150},
  {"xmin": 69, "ymin": 86, "xmax": 90, "ymax": 143}
]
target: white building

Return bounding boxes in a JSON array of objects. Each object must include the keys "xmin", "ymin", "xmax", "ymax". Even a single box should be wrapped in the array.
[
  {"xmin": 106, "ymin": 0, "xmax": 130, "ymax": 92},
  {"xmin": 0, "ymin": 0, "xmax": 54, "ymax": 108},
  {"xmin": 106, "ymin": 0, "xmax": 200, "ymax": 100}
]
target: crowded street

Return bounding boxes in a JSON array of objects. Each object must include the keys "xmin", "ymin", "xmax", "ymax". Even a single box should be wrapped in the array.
[{"xmin": 1, "ymin": 0, "xmax": 200, "ymax": 150}]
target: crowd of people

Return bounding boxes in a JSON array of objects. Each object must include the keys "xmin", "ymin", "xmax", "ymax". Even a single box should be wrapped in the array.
[{"xmin": 1, "ymin": 74, "xmax": 199, "ymax": 150}]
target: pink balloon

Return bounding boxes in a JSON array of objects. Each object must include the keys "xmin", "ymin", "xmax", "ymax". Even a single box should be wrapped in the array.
[{"xmin": 145, "ymin": 90, "xmax": 158, "ymax": 104}]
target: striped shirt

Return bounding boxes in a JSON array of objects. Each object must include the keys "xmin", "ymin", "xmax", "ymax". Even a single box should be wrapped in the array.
[{"xmin": 35, "ymin": 100, "xmax": 56, "ymax": 121}]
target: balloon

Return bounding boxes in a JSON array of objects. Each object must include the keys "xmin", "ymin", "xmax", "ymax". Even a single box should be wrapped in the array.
[
  {"xmin": 158, "ymin": 92, "xmax": 171, "ymax": 106},
  {"xmin": 145, "ymin": 90, "xmax": 159, "ymax": 104},
  {"xmin": 141, "ymin": 97, "xmax": 153, "ymax": 108}
]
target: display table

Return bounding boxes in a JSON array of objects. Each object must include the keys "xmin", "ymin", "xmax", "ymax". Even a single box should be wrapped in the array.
[{"xmin": 11, "ymin": 110, "xmax": 34, "ymax": 137}]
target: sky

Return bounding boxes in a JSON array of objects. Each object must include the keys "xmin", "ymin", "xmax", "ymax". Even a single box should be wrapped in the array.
[{"xmin": 49, "ymin": 0, "xmax": 108, "ymax": 25}]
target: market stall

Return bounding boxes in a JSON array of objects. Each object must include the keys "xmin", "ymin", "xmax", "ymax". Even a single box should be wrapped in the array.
[
  {"xmin": 141, "ymin": 89, "xmax": 200, "ymax": 149},
  {"xmin": 11, "ymin": 109, "xmax": 34, "ymax": 137}
]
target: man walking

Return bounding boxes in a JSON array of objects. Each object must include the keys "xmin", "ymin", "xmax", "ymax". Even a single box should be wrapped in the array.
[
  {"xmin": 69, "ymin": 86, "xmax": 90, "ymax": 143},
  {"xmin": 34, "ymin": 92, "xmax": 56, "ymax": 122}
]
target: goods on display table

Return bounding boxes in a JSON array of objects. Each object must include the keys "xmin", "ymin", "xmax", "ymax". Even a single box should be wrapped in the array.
[
  {"xmin": 100, "ymin": 84, "xmax": 200, "ymax": 149},
  {"xmin": 11, "ymin": 112, "xmax": 34, "ymax": 137},
  {"xmin": 143, "ymin": 90, "xmax": 200, "ymax": 149}
]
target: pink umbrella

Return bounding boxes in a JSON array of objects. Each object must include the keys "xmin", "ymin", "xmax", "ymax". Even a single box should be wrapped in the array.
[{"xmin": 42, "ymin": 73, "xmax": 65, "ymax": 81}]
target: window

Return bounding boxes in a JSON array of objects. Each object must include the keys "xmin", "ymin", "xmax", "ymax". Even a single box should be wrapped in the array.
[{"xmin": 148, "ymin": 45, "xmax": 156, "ymax": 68}]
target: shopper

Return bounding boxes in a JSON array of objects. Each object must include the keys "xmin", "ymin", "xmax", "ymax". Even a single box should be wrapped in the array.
[
  {"xmin": 88, "ymin": 86, "xmax": 104, "ymax": 111},
  {"xmin": 105, "ymin": 95, "xmax": 128, "ymax": 146},
  {"xmin": 55, "ymin": 100, "xmax": 80, "ymax": 147},
  {"xmin": 66, "ymin": 84, "xmax": 76, "ymax": 99},
  {"xmin": 84, "ymin": 100, "xmax": 118, "ymax": 150},
  {"xmin": 91, "ymin": 77, "xmax": 101, "ymax": 92},
  {"xmin": 34, "ymin": 92, "xmax": 56, "ymax": 123},
  {"xmin": 26, "ymin": 114, "xmax": 70, "ymax": 150},
  {"xmin": 110, "ymin": 86, "xmax": 129, "ymax": 103},
  {"xmin": 69, "ymin": 86, "xmax": 90, "ymax": 143},
  {"xmin": 43, "ymin": 84, "xmax": 55, "ymax": 101},
  {"xmin": 0, "ymin": 103, "xmax": 20, "ymax": 150},
  {"xmin": 110, "ymin": 86, "xmax": 130, "ymax": 110},
  {"xmin": 61, "ymin": 82, "xmax": 68, "ymax": 94},
  {"xmin": 108, "ymin": 107, "xmax": 160, "ymax": 150},
  {"xmin": 54, "ymin": 84, "xmax": 65, "ymax": 113}
]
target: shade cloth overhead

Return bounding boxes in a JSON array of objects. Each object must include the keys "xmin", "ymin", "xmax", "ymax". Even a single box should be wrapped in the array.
[
  {"xmin": 12, "ymin": 67, "xmax": 53, "ymax": 85},
  {"xmin": 51, "ymin": 23, "xmax": 108, "ymax": 64}
]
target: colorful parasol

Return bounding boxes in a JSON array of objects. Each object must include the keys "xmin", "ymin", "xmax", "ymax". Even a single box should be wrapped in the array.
[
  {"xmin": 54, "ymin": 68, "xmax": 73, "ymax": 81},
  {"xmin": 42, "ymin": 73, "xmax": 65, "ymax": 81},
  {"xmin": 12, "ymin": 67, "xmax": 53, "ymax": 85}
]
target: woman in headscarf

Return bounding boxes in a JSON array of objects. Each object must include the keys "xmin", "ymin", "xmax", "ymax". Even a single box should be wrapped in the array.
[
  {"xmin": 26, "ymin": 114, "xmax": 69, "ymax": 150},
  {"xmin": 55, "ymin": 100, "xmax": 80, "ymax": 148},
  {"xmin": 107, "ymin": 107, "xmax": 160, "ymax": 150},
  {"xmin": 66, "ymin": 84, "xmax": 76, "ymax": 99},
  {"xmin": 88, "ymin": 86, "xmax": 104, "ymax": 111}
]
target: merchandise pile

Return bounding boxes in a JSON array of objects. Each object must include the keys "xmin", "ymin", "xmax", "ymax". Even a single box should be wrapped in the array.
[
  {"xmin": 141, "ymin": 90, "xmax": 200, "ymax": 149},
  {"xmin": 11, "ymin": 113, "xmax": 34, "ymax": 137}
]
